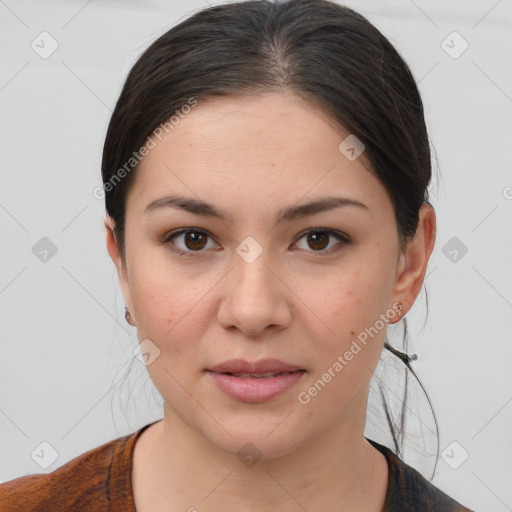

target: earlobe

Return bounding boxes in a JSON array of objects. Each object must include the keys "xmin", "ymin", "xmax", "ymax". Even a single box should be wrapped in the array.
[{"xmin": 390, "ymin": 204, "xmax": 436, "ymax": 317}]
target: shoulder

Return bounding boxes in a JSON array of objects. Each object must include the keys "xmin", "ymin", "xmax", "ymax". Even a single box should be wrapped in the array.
[
  {"xmin": 368, "ymin": 439, "xmax": 475, "ymax": 512},
  {"xmin": 0, "ymin": 428, "xmax": 140, "ymax": 512}
]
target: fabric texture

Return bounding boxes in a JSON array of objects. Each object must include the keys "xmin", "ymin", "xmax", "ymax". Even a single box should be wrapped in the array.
[{"xmin": 0, "ymin": 421, "xmax": 474, "ymax": 511}]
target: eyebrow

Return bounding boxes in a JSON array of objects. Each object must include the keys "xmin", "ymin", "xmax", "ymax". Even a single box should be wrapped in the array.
[{"xmin": 143, "ymin": 193, "xmax": 369, "ymax": 223}]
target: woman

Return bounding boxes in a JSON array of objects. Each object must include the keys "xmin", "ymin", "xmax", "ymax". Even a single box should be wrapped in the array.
[{"xmin": 0, "ymin": 0, "xmax": 474, "ymax": 510}]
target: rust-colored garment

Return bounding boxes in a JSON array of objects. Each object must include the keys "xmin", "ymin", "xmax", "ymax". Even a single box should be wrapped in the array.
[{"xmin": 0, "ymin": 421, "xmax": 474, "ymax": 511}]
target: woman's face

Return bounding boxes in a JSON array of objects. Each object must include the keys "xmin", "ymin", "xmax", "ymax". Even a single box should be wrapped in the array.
[{"xmin": 107, "ymin": 91, "xmax": 433, "ymax": 459}]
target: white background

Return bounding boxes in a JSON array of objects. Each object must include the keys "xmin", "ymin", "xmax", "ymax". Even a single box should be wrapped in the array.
[{"xmin": 0, "ymin": 1, "xmax": 511, "ymax": 511}]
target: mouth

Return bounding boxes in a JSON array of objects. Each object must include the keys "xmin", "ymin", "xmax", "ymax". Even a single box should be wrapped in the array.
[
  {"xmin": 206, "ymin": 358, "xmax": 306, "ymax": 375},
  {"xmin": 205, "ymin": 369, "xmax": 307, "ymax": 403},
  {"xmin": 209, "ymin": 370, "xmax": 306, "ymax": 378}
]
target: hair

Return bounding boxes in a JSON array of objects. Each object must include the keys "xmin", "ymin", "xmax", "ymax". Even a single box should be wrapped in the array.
[{"xmin": 102, "ymin": 0, "xmax": 439, "ymax": 470}]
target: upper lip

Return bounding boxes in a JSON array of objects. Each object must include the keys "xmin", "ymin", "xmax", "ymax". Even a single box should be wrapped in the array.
[{"xmin": 207, "ymin": 358, "xmax": 305, "ymax": 374}]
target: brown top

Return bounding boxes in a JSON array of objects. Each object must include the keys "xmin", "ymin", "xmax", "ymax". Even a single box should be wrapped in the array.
[{"xmin": 0, "ymin": 421, "xmax": 474, "ymax": 511}]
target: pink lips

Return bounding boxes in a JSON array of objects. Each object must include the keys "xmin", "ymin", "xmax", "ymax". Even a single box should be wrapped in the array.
[{"xmin": 205, "ymin": 358, "xmax": 306, "ymax": 403}]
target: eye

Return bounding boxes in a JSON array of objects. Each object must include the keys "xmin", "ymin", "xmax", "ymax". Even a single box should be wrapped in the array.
[
  {"xmin": 163, "ymin": 228, "xmax": 219, "ymax": 256},
  {"xmin": 292, "ymin": 228, "xmax": 350, "ymax": 254}
]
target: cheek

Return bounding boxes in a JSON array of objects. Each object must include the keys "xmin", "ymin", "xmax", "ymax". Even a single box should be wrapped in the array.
[
  {"xmin": 128, "ymin": 261, "xmax": 186, "ymax": 342},
  {"xmin": 299, "ymin": 292, "xmax": 386, "ymax": 415},
  {"xmin": 306, "ymin": 266, "xmax": 393, "ymax": 383},
  {"xmin": 314, "ymin": 263, "xmax": 392, "ymax": 333},
  {"xmin": 128, "ymin": 258, "xmax": 220, "ymax": 371},
  {"xmin": 129, "ymin": 268, "xmax": 207, "ymax": 398}
]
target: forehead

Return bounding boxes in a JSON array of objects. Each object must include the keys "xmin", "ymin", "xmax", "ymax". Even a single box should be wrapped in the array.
[{"xmin": 126, "ymin": 91, "xmax": 389, "ymax": 220}]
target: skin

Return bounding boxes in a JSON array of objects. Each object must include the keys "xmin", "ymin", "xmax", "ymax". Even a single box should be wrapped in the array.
[{"xmin": 105, "ymin": 90, "xmax": 436, "ymax": 511}]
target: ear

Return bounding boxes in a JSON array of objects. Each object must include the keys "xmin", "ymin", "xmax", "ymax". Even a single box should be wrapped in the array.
[
  {"xmin": 104, "ymin": 216, "xmax": 135, "ymax": 320},
  {"xmin": 390, "ymin": 203, "xmax": 436, "ymax": 318}
]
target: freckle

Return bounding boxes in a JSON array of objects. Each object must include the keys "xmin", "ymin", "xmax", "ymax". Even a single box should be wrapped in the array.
[
  {"xmin": 350, "ymin": 331, "xmax": 356, "ymax": 336},
  {"xmin": 357, "ymin": 298, "xmax": 361, "ymax": 304}
]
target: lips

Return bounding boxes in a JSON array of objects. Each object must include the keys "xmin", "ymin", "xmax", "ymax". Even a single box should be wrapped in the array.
[
  {"xmin": 207, "ymin": 358, "xmax": 305, "ymax": 375},
  {"xmin": 225, "ymin": 371, "xmax": 299, "ymax": 378},
  {"xmin": 207, "ymin": 369, "xmax": 306, "ymax": 403}
]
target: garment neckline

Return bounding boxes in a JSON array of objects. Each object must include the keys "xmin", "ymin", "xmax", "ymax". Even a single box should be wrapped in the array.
[
  {"xmin": 366, "ymin": 437, "xmax": 396, "ymax": 511},
  {"xmin": 110, "ymin": 421, "xmax": 156, "ymax": 512}
]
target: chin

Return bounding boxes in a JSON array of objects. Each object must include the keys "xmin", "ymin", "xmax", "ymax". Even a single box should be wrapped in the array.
[{"xmin": 200, "ymin": 420, "xmax": 306, "ymax": 463}]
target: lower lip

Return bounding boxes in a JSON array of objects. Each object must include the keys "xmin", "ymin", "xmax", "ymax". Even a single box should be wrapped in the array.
[{"xmin": 206, "ymin": 370, "xmax": 306, "ymax": 403}]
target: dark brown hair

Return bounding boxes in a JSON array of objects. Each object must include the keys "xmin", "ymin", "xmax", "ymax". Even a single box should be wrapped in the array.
[{"xmin": 102, "ymin": 0, "xmax": 438, "ymax": 467}]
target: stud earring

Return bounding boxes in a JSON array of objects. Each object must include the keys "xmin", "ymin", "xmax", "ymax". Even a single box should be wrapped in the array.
[{"xmin": 124, "ymin": 307, "xmax": 136, "ymax": 326}]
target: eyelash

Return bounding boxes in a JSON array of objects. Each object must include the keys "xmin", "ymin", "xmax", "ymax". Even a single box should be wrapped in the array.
[{"xmin": 161, "ymin": 228, "xmax": 351, "ymax": 258}]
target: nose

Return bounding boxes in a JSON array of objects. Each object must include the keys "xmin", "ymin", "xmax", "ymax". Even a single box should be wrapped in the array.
[{"xmin": 217, "ymin": 250, "xmax": 291, "ymax": 337}]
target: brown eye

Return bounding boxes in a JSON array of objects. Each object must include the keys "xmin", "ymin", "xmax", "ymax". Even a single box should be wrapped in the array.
[
  {"xmin": 294, "ymin": 229, "xmax": 350, "ymax": 254},
  {"xmin": 163, "ymin": 229, "xmax": 218, "ymax": 255}
]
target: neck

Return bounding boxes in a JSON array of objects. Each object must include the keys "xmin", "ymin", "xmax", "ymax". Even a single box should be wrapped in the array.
[{"xmin": 133, "ymin": 392, "xmax": 388, "ymax": 512}]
